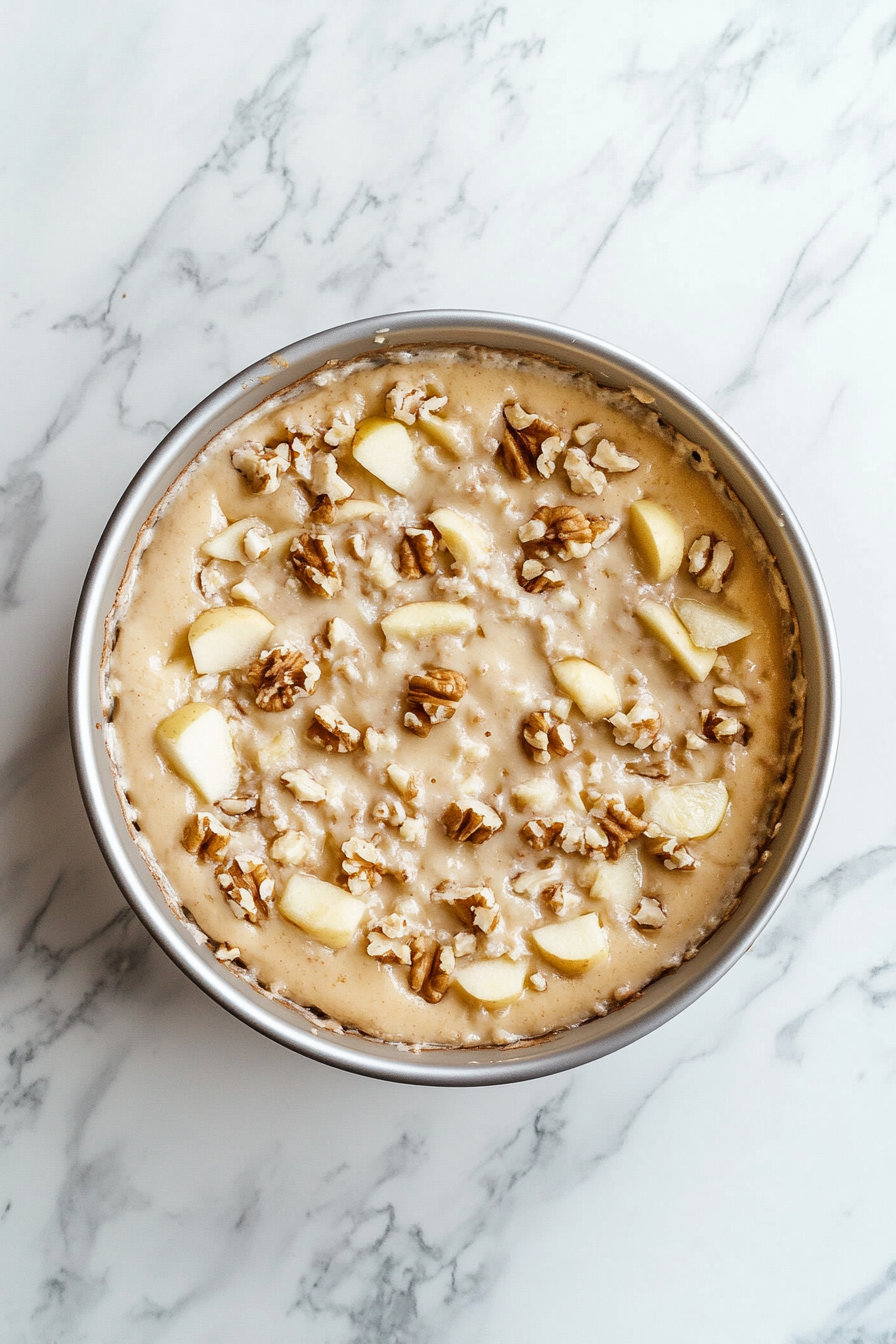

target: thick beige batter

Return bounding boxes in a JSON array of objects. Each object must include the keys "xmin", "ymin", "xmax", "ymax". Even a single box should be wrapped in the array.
[{"xmin": 103, "ymin": 347, "xmax": 802, "ymax": 1047}]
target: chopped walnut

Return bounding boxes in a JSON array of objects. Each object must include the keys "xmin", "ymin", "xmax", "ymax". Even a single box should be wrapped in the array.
[
  {"xmin": 684, "ymin": 729, "xmax": 707, "ymax": 751},
  {"xmin": 649, "ymin": 835, "xmax": 698, "ymax": 871},
  {"xmin": 289, "ymin": 533, "xmax": 342, "ymax": 598},
  {"xmin": 441, "ymin": 798, "xmax": 504, "ymax": 844},
  {"xmin": 520, "ymin": 505, "xmax": 620, "ymax": 562},
  {"xmin": 218, "ymin": 796, "xmax": 257, "ymax": 816},
  {"xmin": 714, "ymin": 685, "xmax": 747, "ymax": 708},
  {"xmin": 246, "ymin": 644, "xmax": 321, "ymax": 711},
  {"xmin": 399, "ymin": 816, "xmax": 427, "ymax": 845},
  {"xmin": 453, "ymin": 931, "xmax": 478, "ymax": 959},
  {"xmin": 587, "ymin": 437, "xmax": 639, "ymax": 473},
  {"xmin": 589, "ymin": 794, "xmax": 647, "ymax": 861},
  {"xmin": 214, "ymin": 943, "xmax": 242, "ymax": 962},
  {"xmin": 309, "ymin": 494, "xmax": 335, "ymax": 524},
  {"xmin": 398, "ymin": 524, "xmax": 439, "ymax": 579},
  {"xmin": 518, "ymin": 559, "xmax": 564, "ymax": 593},
  {"xmin": 563, "ymin": 449, "xmax": 607, "ymax": 497},
  {"xmin": 521, "ymin": 710, "xmax": 575, "ymax": 764},
  {"xmin": 626, "ymin": 755, "xmax": 672, "ymax": 779},
  {"xmin": 511, "ymin": 859, "xmax": 565, "ymax": 898},
  {"xmin": 520, "ymin": 818, "xmax": 565, "ymax": 851},
  {"xmin": 280, "ymin": 768, "xmax": 327, "ymax": 803},
  {"xmin": 499, "ymin": 403, "xmax": 563, "ymax": 482},
  {"xmin": 323, "ymin": 410, "xmax": 356, "ymax": 447},
  {"xmin": 700, "ymin": 710, "xmax": 750, "ymax": 745},
  {"xmin": 367, "ymin": 930, "xmax": 412, "ymax": 965},
  {"xmin": 341, "ymin": 837, "xmax": 386, "ymax": 895},
  {"xmin": 307, "ymin": 704, "xmax": 362, "ymax": 752},
  {"xmin": 529, "ymin": 971, "xmax": 548, "ymax": 991},
  {"xmin": 215, "ymin": 854, "xmax": 273, "ymax": 922},
  {"xmin": 182, "ymin": 812, "xmax": 231, "ymax": 861},
  {"xmin": 688, "ymin": 534, "xmax": 734, "ymax": 593},
  {"xmin": 364, "ymin": 726, "xmax": 396, "ymax": 753},
  {"xmin": 439, "ymin": 883, "xmax": 501, "ymax": 934},
  {"xmin": 310, "ymin": 451, "xmax": 353, "ymax": 503},
  {"xmin": 632, "ymin": 896, "xmax": 667, "ymax": 929},
  {"xmin": 269, "ymin": 830, "xmax": 310, "ymax": 865},
  {"xmin": 404, "ymin": 667, "xmax": 467, "ymax": 737},
  {"xmin": 198, "ymin": 562, "xmax": 227, "ymax": 599},
  {"xmin": 243, "ymin": 526, "xmax": 272, "ymax": 561},
  {"xmin": 366, "ymin": 546, "xmax": 401, "ymax": 592},
  {"xmin": 407, "ymin": 935, "xmax": 455, "ymax": 1002},
  {"xmin": 231, "ymin": 441, "xmax": 290, "ymax": 494},
  {"xmin": 385, "ymin": 381, "xmax": 448, "ymax": 425},
  {"xmin": 608, "ymin": 694, "xmax": 667, "ymax": 751}
]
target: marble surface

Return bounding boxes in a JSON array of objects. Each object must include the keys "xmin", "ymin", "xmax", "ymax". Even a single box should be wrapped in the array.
[{"xmin": 2, "ymin": 2, "xmax": 894, "ymax": 1338}]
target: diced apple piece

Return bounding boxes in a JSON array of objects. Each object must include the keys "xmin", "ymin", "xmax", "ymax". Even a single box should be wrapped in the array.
[
  {"xmin": 352, "ymin": 417, "xmax": 418, "ymax": 493},
  {"xmin": 155, "ymin": 703, "xmax": 240, "ymax": 802},
  {"xmin": 418, "ymin": 412, "xmax": 470, "ymax": 457},
  {"xmin": 428, "ymin": 507, "xmax": 493, "ymax": 568},
  {"xmin": 531, "ymin": 913, "xmax": 609, "ymax": 975},
  {"xmin": 630, "ymin": 500, "xmax": 684, "ymax": 581},
  {"xmin": 454, "ymin": 957, "xmax": 529, "ymax": 1010},
  {"xmin": 201, "ymin": 517, "xmax": 267, "ymax": 563},
  {"xmin": 636, "ymin": 601, "xmax": 717, "ymax": 681},
  {"xmin": 279, "ymin": 873, "xmax": 367, "ymax": 949},
  {"xmin": 589, "ymin": 847, "xmax": 642, "ymax": 913},
  {"xmin": 511, "ymin": 776, "xmax": 560, "ymax": 812},
  {"xmin": 188, "ymin": 606, "xmax": 274, "ymax": 674},
  {"xmin": 268, "ymin": 529, "xmax": 298, "ymax": 562},
  {"xmin": 643, "ymin": 780, "xmax": 729, "ymax": 840},
  {"xmin": 334, "ymin": 499, "xmax": 387, "ymax": 521},
  {"xmin": 551, "ymin": 658, "xmax": 621, "ymax": 721},
  {"xmin": 381, "ymin": 601, "xmax": 475, "ymax": 641},
  {"xmin": 673, "ymin": 598, "xmax": 752, "ymax": 649}
]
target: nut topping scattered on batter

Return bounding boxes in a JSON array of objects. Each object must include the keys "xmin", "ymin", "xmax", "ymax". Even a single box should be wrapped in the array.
[
  {"xmin": 246, "ymin": 645, "xmax": 321, "ymax": 711},
  {"xmin": 290, "ymin": 533, "xmax": 342, "ymax": 597},
  {"xmin": 404, "ymin": 668, "xmax": 468, "ymax": 737},
  {"xmin": 182, "ymin": 812, "xmax": 231, "ymax": 861},
  {"xmin": 688, "ymin": 534, "xmax": 735, "ymax": 592},
  {"xmin": 521, "ymin": 710, "xmax": 575, "ymax": 764},
  {"xmin": 307, "ymin": 705, "xmax": 361, "ymax": 752}
]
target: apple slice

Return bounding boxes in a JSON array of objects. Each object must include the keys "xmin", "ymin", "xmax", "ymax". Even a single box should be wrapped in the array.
[
  {"xmin": 428, "ymin": 507, "xmax": 493, "ymax": 568},
  {"xmin": 673, "ymin": 598, "xmax": 752, "ymax": 649},
  {"xmin": 636, "ymin": 601, "xmax": 717, "ymax": 681},
  {"xmin": 279, "ymin": 873, "xmax": 367, "ymax": 949},
  {"xmin": 155, "ymin": 703, "xmax": 239, "ymax": 802},
  {"xmin": 381, "ymin": 601, "xmax": 475, "ymax": 641},
  {"xmin": 454, "ymin": 957, "xmax": 529, "ymax": 1010},
  {"xmin": 643, "ymin": 779, "xmax": 729, "ymax": 840},
  {"xmin": 352, "ymin": 417, "xmax": 418, "ymax": 493},
  {"xmin": 418, "ymin": 411, "xmax": 470, "ymax": 456},
  {"xmin": 588, "ymin": 847, "xmax": 642, "ymax": 912},
  {"xmin": 188, "ymin": 606, "xmax": 274, "ymax": 674},
  {"xmin": 334, "ymin": 499, "xmax": 387, "ymax": 521},
  {"xmin": 551, "ymin": 658, "xmax": 621, "ymax": 720},
  {"xmin": 201, "ymin": 517, "xmax": 267, "ymax": 563},
  {"xmin": 531, "ymin": 913, "xmax": 609, "ymax": 975},
  {"xmin": 630, "ymin": 500, "xmax": 684, "ymax": 581}
]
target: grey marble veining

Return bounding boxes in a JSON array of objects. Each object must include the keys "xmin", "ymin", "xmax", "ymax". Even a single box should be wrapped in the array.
[{"xmin": 2, "ymin": 2, "xmax": 895, "ymax": 1339}]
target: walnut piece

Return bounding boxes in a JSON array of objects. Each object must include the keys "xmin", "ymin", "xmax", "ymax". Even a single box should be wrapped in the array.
[
  {"xmin": 563, "ymin": 448, "xmax": 607, "ymax": 497},
  {"xmin": 700, "ymin": 710, "xmax": 750, "ymax": 745},
  {"xmin": 714, "ymin": 685, "xmax": 747, "ymax": 708},
  {"xmin": 307, "ymin": 704, "xmax": 362, "ymax": 752},
  {"xmin": 499, "ymin": 403, "xmax": 564, "ymax": 481},
  {"xmin": 386, "ymin": 381, "xmax": 447, "ymax": 425},
  {"xmin": 518, "ymin": 558, "xmax": 564, "ymax": 593},
  {"xmin": 341, "ymin": 837, "xmax": 386, "ymax": 895},
  {"xmin": 366, "ymin": 930, "xmax": 412, "ymax": 965},
  {"xmin": 218, "ymin": 795, "xmax": 258, "ymax": 817},
  {"xmin": 309, "ymin": 495, "xmax": 335, "ymax": 524},
  {"xmin": 310, "ymin": 451, "xmax": 353, "ymax": 503},
  {"xmin": 231, "ymin": 441, "xmax": 290, "ymax": 494},
  {"xmin": 608, "ymin": 694, "xmax": 668, "ymax": 752},
  {"xmin": 404, "ymin": 667, "xmax": 467, "ymax": 737},
  {"xmin": 590, "ymin": 794, "xmax": 648, "ymax": 861},
  {"xmin": 182, "ymin": 812, "xmax": 231, "ymax": 861},
  {"xmin": 520, "ymin": 505, "xmax": 620, "ymax": 562},
  {"xmin": 648, "ymin": 834, "xmax": 698, "ymax": 871},
  {"xmin": 215, "ymin": 854, "xmax": 274, "ymax": 923},
  {"xmin": 280, "ymin": 768, "xmax": 327, "ymax": 803},
  {"xmin": 408, "ymin": 935, "xmax": 455, "ymax": 1002},
  {"xmin": 521, "ymin": 710, "xmax": 575, "ymax": 764},
  {"xmin": 289, "ymin": 532, "xmax": 342, "ymax": 597},
  {"xmin": 688, "ymin": 534, "xmax": 734, "ymax": 593},
  {"xmin": 438, "ymin": 883, "xmax": 501, "ymax": 934},
  {"xmin": 246, "ymin": 644, "xmax": 321, "ymax": 711},
  {"xmin": 632, "ymin": 896, "xmax": 667, "ymax": 929},
  {"xmin": 441, "ymin": 798, "xmax": 504, "ymax": 844},
  {"xmin": 398, "ymin": 524, "xmax": 439, "ymax": 579}
]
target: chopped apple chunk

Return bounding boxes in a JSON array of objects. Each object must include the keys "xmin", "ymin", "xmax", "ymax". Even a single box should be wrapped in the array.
[
  {"xmin": 279, "ymin": 873, "xmax": 367, "ymax": 949},
  {"xmin": 428, "ymin": 507, "xmax": 493, "ymax": 568},
  {"xmin": 673, "ymin": 599, "xmax": 752, "ymax": 649},
  {"xmin": 335, "ymin": 499, "xmax": 387, "ymax": 521},
  {"xmin": 629, "ymin": 499, "xmax": 684, "ymax": 581},
  {"xmin": 155, "ymin": 703, "xmax": 240, "ymax": 803},
  {"xmin": 188, "ymin": 606, "xmax": 274, "ymax": 674},
  {"xmin": 551, "ymin": 658, "xmax": 620, "ymax": 721},
  {"xmin": 201, "ymin": 517, "xmax": 268, "ymax": 562},
  {"xmin": 453, "ymin": 957, "xmax": 529, "ymax": 1010},
  {"xmin": 381, "ymin": 601, "xmax": 475, "ymax": 641},
  {"xmin": 636, "ymin": 601, "xmax": 717, "ymax": 682},
  {"xmin": 352, "ymin": 417, "xmax": 418, "ymax": 493},
  {"xmin": 643, "ymin": 780, "xmax": 729, "ymax": 840},
  {"xmin": 531, "ymin": 913, "xmax": 609, "ymax": 975},
  {"xmin": 588, "ymin": 847, "xmax": 642, "ymax": 912}
]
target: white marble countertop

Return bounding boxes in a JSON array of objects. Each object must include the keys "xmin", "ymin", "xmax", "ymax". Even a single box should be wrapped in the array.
[{"xmin": 2, "ymin": 2, "xmax": 894, "ymax": 1339}]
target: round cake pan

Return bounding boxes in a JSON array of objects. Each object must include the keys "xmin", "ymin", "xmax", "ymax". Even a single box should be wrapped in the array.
[{"xmin": 69, "ymin": 311, "xmax": 839, "ymax": 1086}]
